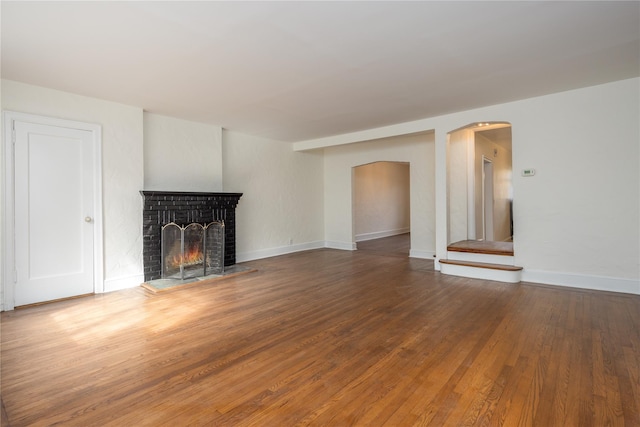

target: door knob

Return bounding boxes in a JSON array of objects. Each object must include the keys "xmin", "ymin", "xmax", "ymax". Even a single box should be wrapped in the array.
[{"xmin": 85, "ymin": 216, "xmax": 92, "ymax": 223}]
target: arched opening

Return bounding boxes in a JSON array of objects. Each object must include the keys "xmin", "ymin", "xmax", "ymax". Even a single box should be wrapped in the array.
[{"xmin": 447, "ymin": 122, "xmax": 513, "ymax": 245}]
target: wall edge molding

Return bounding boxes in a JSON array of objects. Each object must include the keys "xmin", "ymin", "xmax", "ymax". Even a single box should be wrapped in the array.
[
  {"xmin": 409, "ymin": 249, "xmax": 436, "ymax": 260},
  {"xmin": 236, "ymin": 241, "xmax": 327, "ymax": 263},
  {"xmin": 355, "ymin": 228, "xmax": 410, "ymax": 242},
  {"xmin": 325, "ymin": 241, "xmax": 357, "ymax": 251},
  {"xmin": 522, "ymin": 269, "xmax": 640, "ymax": 295}
]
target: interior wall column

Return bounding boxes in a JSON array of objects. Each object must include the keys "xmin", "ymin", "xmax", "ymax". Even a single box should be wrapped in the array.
[{"xmin": 434, "ymin": 128, "xmax": 448, "ymax": 270}]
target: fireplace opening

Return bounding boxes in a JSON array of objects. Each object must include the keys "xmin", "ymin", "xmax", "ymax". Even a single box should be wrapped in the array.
[
  {"xmin": 161, "ymin": 221, "xmax": 225, "ymax": 280},
  {"xmin": 140, "ymin": 191, "xmax": 242, "ymax": 282}
]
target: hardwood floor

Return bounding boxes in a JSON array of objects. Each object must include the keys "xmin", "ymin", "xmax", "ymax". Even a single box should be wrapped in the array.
[
  {"xmin": 2, "ymin": 243, "xmax": 639, "ymax": 426},
  {"xmin": 356, "ymin": 233, "xmax": 411, "ymax": 258}
]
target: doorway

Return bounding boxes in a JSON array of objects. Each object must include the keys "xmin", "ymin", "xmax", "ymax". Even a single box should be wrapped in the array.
[
  {"xmin": 482, "ymin": 156, "xmax": 494, "ymax": 241},
  {"xmin": 447, "ymin": 122, "xmax": 513, "ymax": 244},
  {"xmin": 3, "ymin": 112, "xmax": 103, "ymax": 309},
  {"xmin": 353, "ymin": 161, "xmax": 410, "ymax": 256}
]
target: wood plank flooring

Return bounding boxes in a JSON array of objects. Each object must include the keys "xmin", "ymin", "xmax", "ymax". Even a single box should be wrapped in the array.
[
  {"xmin": 2, "ymin": 238, "xmax": 639, "ymax": 426},
  {"xmin": 356, "ymin": 233, "xmax": 411, "ymax": 258}
]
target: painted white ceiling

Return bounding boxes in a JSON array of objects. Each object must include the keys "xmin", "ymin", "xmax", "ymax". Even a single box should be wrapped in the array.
[
  {"xmin": 476, "ymin": 127, "xmax": 512, "ymax": 152},
  {"xmin": 2, "ymin": 1, "xmax": 639, "ymax": 142}
]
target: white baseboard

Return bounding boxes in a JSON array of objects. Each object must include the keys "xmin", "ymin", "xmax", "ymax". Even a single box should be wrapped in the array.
[
  {"xmin": 409, "ymin": 249, "xmax": 436, "ymax": 260},
  {"xmin": 239, "ymin": 240, "xmax": 434, "ymax": 263},
  {"xmin": 104, "ymin": 274, "xmax": 145, "ymax": 292},
  {"xmin": 236, "ymin": 240, "xmax": 326, "ymax": 262},
  {"xmin": 325, "ymin": 240, "xmax": 357, "ymax": 251},
  {"xmin": 522, "ymin": 270, "xmax": 640, "ymax": 295},
  {"xmin": 355, "ymin": 228, "xmax": 409, "ymax": 242}
]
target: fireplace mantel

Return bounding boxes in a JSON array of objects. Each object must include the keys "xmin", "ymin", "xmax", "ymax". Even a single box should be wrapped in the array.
[
  {"xmin": 140, "ymin": 191, "xmax": 243, "ymax": 281},
  {"xmin": 140, "ymin": 191, "xmax": 243, "ymax": 198}
]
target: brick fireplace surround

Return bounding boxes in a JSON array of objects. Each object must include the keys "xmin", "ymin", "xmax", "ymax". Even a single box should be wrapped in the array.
[{"xmin": 140, "ymin": 191, "xmax": 243, "ymax": 282}]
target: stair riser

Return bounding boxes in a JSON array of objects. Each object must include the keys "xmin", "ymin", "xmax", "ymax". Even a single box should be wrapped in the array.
[
  {"xmin": 440, "ymin": 263, "xmax": 522, "ymax": 283},
  {"xmin": 447, "ymin": 251, "xmax": 515, "ymax": 265}
]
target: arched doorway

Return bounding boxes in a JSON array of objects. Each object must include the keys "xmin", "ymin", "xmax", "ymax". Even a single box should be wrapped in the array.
[{"xmin": 447, "ymin": 122, "xmax": 513, "ymax": 244}]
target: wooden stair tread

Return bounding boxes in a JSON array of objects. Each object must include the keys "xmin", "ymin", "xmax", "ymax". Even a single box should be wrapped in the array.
[
  {"xmin": 447, "ymin": 240, "xmax": 514, "ymax": 256},
  {"xmin": 439, "ymin": 259, "xmax": 523, "ymax": 272}
]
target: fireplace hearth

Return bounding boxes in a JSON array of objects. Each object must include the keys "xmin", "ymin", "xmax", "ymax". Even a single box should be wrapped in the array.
[{"xmin": 141, "ymin": 191, "xmax": 242, "ymax": 282}]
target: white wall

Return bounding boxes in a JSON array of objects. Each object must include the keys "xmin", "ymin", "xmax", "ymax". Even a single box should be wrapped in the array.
[
  {"xmin": 143, "ymin": 112, "xmax": 223, "ymax": 191},
  {"xmin": 353, "ymin": 161, "xmax": 410, "ymax": 241},
  {"xmin": 0, "ymin": 76, "xmax": 4, "ymax": 308},
  {"xmin": 2, "ymin": 77, "xmax": 637, "ymax": 299},
  {"xmin": 222, "ymin": 130, "xmax": 325, "ymax": 261},
  {"xmin": 297, "ymin": 77, "xmax": 640, "ymax": 294},
  {"xmin": 447, "ymin": 128, "xmax": 473, "ymax": 243},
  {"xmin": 1, "ymin": 79, "xmax": 144, "ymax": 293},
  {"xmin": 0, "ymin": 81, "xmax": 327, "ymax": 308},
  {"xmin": 323, "ymin": 133, "xmax": 436, "ymax": 258},
  {"xmin": 509, "ymin": 79, "xmax": 639, "ymax": 292}
]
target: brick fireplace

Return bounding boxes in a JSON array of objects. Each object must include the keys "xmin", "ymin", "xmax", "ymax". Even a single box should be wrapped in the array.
[{"xmin": 140, "ymin": 191, "xmax": 242, "ymax": 282}]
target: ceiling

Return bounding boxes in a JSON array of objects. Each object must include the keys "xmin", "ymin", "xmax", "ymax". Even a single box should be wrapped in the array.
[
  {"xmin": 2, "ymin": 1, "xmax": 639, "ymax": 143},
  {"xmin": 476, "ymin": 127, "xmax": 512, "ymax": 152}
]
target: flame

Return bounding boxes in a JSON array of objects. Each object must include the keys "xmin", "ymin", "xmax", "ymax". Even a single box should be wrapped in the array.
[{"xmin": 169, "ymin": 246, "xmax": 204, "ymax": 269}]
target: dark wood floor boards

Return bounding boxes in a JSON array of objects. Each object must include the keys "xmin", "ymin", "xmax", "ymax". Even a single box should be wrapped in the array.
[{"xmin": 1, "ymin": 236, "xmax": 639, "ymax": 426}]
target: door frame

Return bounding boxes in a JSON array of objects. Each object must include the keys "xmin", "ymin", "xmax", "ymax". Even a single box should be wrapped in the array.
[
  {"xmin": 481, "ymin": 155, "xmax": 494, "ymax": 241},
  {"xmin": 3, "ymin": 111, "xmax": 104, "ymax": 310}
]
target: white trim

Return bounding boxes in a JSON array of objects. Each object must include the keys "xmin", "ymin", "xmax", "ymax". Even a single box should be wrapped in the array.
[
  {"xmin": 409, "ymin": 249, "xmax": 436, "ymax": 259},
  {"xmin": 447, "ymin": 251, "xmax": 514, "ymax": 265},
  {"xmin": 522, "ymin": 270, "xmax": 640, "ymax": 295},
  {"xmin": 326, "ymin": 240, "xmax": 358, "ymax": 251},
  {"xmin": 355, "ymin": 228, "xmax": 409, "ymax": 242},
  {"xmin": 104, "ymin": 274, "xmax": 145, "ymax": 292},
  {"xmin": 466, "ymin": 135, "xmax": 476, "ymax": 239},
  {"xmin": 236, "ymin": 241, "xmax": 326, "ymax": 262},
  {"xmin": 2, "ymin": 115, "xmax": 16, "ymax": 310},
  {"xmin": 238, "ymin": 240, "xmax": 435, "ymax": 262},
  {"xmin": 440, "ymin": 262, "xmax": 522, "ymax": 283},
  {"xmin": 2, "ymin": 111, "xmax": 104, "ymax": 310}
]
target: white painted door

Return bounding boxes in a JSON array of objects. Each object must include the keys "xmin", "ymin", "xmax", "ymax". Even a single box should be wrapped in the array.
[{"xmin": 13, "ymin": 121, "xmax": 96, "ymax": 306}]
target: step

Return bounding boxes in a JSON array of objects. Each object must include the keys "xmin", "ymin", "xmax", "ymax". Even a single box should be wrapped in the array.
[
  {"xmin": 447, "ymin": 239, "xmax": 515, "ymax": 265},
  {"xmin": 439, "ymin": 259, "xmax": 523, "ymax": 283},
  {"xmin": 447, "ymin": 250, "xmax": 514, "ymax": 265},
  {"xmin": 447, "ymin": 240, "xmax": 514, "ymax": 256}
]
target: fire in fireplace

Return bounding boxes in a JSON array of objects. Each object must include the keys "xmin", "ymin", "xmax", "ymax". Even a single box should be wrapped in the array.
[
  {"xmin": 161, "ymin": 221, "xmax": 225, "ymax": 280},
  {"xmin": 140, "ymin": 191, "xmax": 242, "ymax": 282}
]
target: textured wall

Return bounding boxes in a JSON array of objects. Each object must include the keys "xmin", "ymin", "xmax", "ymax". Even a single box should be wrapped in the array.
[
  {"xmin": 3, "ymin": 77, "xmax": 637, "ymax": 298},
  {"xmin": 323, "ymin": 133, "xmax": 436, "ymax": 257},
  {"xmin": 298, "ymin": 77, "xmax": 639, "ymax": 293},
  {"xmin": 143, "ymin": 113, "xmax": 223, "ymax": 192},
  {"xmin": 353, "ymin": 161, "xmax": 410, "ymax": 240},
  {"xmin": 508, "ymin": 79, "xmax": 639, "ymax": 283},
  {"xmin": 447, "ymin": 128, "xmax": 473, "ymax": 243},
  {"xmin": 2, "ymin": 79, "xmax": 144, "ymax": 292},
  {"xmin": 222, "ymin": 130, "xmax": 325, "ymax": 261}
]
